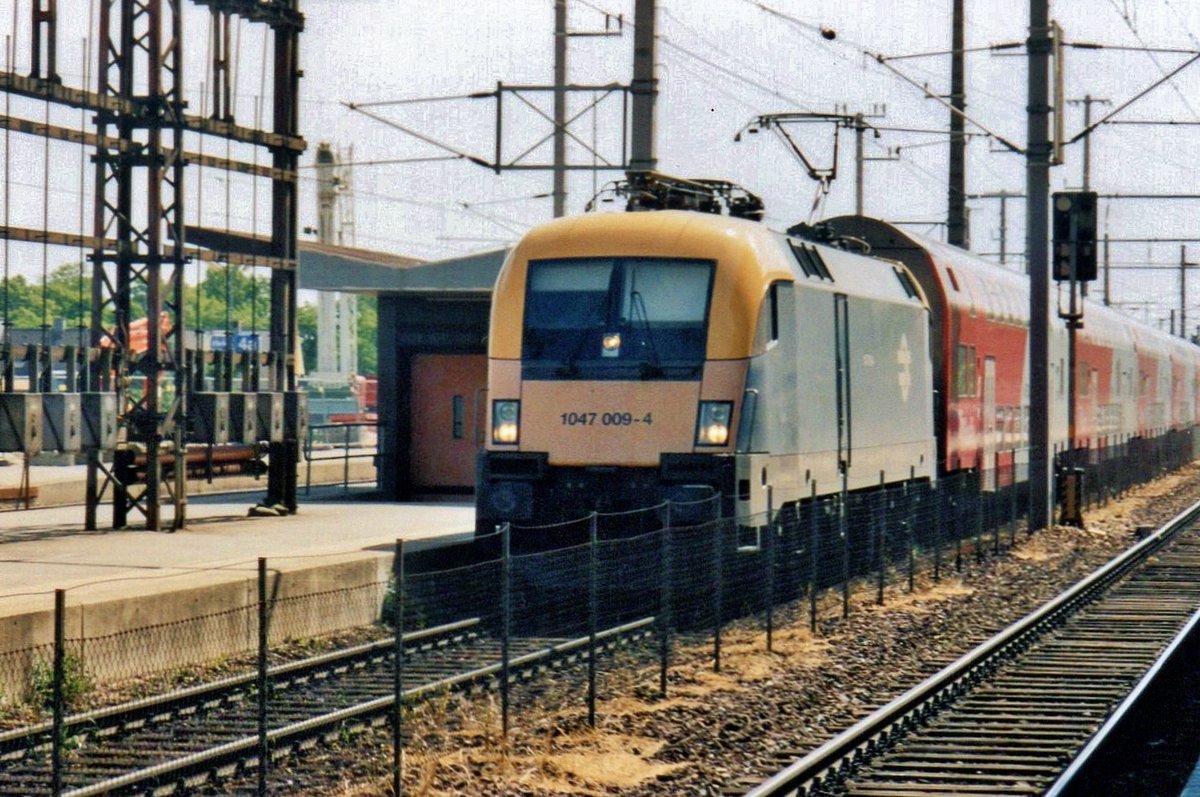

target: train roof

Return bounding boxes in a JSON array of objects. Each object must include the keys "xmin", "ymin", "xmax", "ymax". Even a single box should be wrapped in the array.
[
  {"xmin": 825, "ymin": 215, "xmax": 1200, "ymax": 364},
  {"xmin": 491, "ymin": 211, "xmax": 928, "ymax": 360}
]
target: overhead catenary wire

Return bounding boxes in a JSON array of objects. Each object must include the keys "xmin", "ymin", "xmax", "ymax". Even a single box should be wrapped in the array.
[
  {"xmin": 742, "ymin": 0, "xmax": 1036, "ymax": 169},
  {"xmin": 1105, "ymin": 0, "xmax": 1200, "ymax": 122},
  {"xmin": 661, "ymin": 8, "xmax": 830, "ymax": 108},
  {"xmin": 1160, "ymin": 0, "xmax": 1200, "ymax": 51},
  {"xmin": 1069, "ymin": 52, "xmax": 1200, "ymax": 144},
  {"xmin": 576, "ymin": 0, "xmax": 822, "ymax": 109}
]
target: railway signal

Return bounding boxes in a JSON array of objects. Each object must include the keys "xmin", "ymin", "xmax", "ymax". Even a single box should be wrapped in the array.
[{"xmin": 1053, "ymin": 190, "xmax": 1099, "ymax": 282}]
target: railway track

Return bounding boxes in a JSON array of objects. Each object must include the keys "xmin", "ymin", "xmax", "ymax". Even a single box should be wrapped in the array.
[
  {"xmin": 740, "ymin": 499, "xmax": 1200, "ymax": 797},
  {"xmin": 0, "ymin": 616, "xmax": 654, "ymax": 796}
]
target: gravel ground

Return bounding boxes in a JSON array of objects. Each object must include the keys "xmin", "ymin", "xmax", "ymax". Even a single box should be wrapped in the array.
[
  {"xmin": 12, "ymin": 468, "xmax": 1192, "ymax": 794},
  {"xmin": 237, "ymin": 463, "xmax": 1200, "ymax": 797}
]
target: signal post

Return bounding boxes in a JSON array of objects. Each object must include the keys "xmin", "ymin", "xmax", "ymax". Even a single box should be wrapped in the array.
[{"xmin": 1054, "ymin": 190, "xmax": 1098, "ymax": 527}]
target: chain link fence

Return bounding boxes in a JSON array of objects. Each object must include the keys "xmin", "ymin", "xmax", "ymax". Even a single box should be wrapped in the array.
[{"xmin": 2, "ymin": 431, "xmax": 1195, "ymax": 794}]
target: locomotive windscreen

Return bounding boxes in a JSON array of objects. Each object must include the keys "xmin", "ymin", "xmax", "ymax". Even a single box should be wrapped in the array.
[{"xmin": 522, "ymin": 257, "xmax": 714, "ymax": 380}]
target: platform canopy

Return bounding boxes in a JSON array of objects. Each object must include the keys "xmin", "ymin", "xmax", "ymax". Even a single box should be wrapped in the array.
[{"xmin": 298, "ymin": 242, "xmax": 508, "ymax": 295}]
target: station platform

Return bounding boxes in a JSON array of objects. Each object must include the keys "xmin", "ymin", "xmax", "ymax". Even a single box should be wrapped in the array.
[{"xmin": 0, "ymin": 484, "xmax": 476, "ymax": 700}]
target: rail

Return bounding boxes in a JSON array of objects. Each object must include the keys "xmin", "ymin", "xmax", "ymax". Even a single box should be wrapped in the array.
[
  {"xmin": 2, "ymin": 616, "xmax": 656, "ymax": 797},
  {"xmin": 303, "ymin": 420, "xmax": 380, "ymax": 494},
  {"xmin": 743, "ymin": 495, "xmax": 1200, "ymax": 797},
  {"xmin": 1045, "ymin": 605, "xmax": 1200, "ymax": 796}
]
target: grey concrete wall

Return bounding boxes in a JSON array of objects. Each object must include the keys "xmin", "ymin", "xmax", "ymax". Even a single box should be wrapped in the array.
[{"xmin": 0, "ymin": 552, "xmax": 392, "ymax": 703}]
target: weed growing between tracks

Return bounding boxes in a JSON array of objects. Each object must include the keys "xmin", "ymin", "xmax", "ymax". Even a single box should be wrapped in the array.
[
  {"xmin": 0, "ymin": 626, "xmax": 391, "ymax": 730},
  {"xmin": 30, "ymin": 651, "xmax": 91, "ymax": 710}
]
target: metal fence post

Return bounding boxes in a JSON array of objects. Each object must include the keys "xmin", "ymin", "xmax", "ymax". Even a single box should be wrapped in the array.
[
  {"xmin": 712, "ymin": 516, "xmax": 723, "ymax": 673},
  {"xmin": 840, "ymin": 490, "xmax": 850, "ymax": 619},
  {"xmin": 343, "ymin": 424, "xmax": 351, "ymax": 494},
  {"xmin": 257, "ymin": 557, "xmax": 269, "ymax": 797},
  {"xmin": 974, "ymin": 455, "xmax": 984, "ymax": 564},
  {"xmin": 809, "ymin": 481, "xmax": 819, "ymax": 633},
  {"xmin": 904, "ymin": 477, "xmax": 914, "ymax": 593},
  {"xmin": 393, "ymin": 538, "xmax": 405, "ymax": 797},
  {"xmin": 876, "ymin": 474, "xmax": 886, "ymax": 606},
  {"xmin": 932, "ymin": 479, "xmax": 942, "ymax": 582},
  {"xmin": 587, "ymin": 511, "xmax": 598, "ymax": 728},
  {"xmin": 1009, "ymin": 453, "xmax": 1019, "ymax": 546},
  {"xmin": 954, "ymin": 489, "xmax": 963, "ymax": 573},
  {"xmin": 659, "ymin": 519, "xmax": 672, "ymax": 697},
  {"xmin": 305, "ymin": 423, "xmax": 313, "ymax": 495},
  {"xmin": 765, "ymin": 486, "xmax": 774, "ymax": 653},
  {"xmin": 51, "ymin": 589, "xmax": 64, "ymax": 797},
  {"xmin": 993, "ymin": 452, "xmax": 1001, "ymax": 555},
  {"xmin": 500, "ymin": 523, "xmax": 511, "ymax": 738}
]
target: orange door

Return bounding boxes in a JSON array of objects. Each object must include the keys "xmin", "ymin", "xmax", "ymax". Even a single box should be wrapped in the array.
[{"xmin": 410, "ymin": 354, "xmax": 487, "ymax": 490}]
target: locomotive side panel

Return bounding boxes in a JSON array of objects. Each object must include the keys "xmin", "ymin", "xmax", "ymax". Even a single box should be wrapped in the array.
[
  {"xmin": 740, "ymin": 281, "xmax": 841, "ymax": 513},
  {"xmin": 842, "ymin": 289, "xmax": 936, "ymax": 488},
  {"xmin": 741, "ymin": 243, "xmax": 937, "ymax": 516}
]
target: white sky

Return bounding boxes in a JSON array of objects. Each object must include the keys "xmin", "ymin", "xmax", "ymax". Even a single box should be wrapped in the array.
[{"xmin": 3, "ymin": 0, "xmax": 1200, "ymax": 329}]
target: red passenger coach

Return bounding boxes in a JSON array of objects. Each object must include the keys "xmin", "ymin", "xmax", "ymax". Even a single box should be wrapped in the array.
[
  {"xmin": 826, "ymin": 215, "xmax": 1200, "ymax": 483},
  {"xmin": 827, "ymin": 217, "xmax": 1033, "ymax": 479}
]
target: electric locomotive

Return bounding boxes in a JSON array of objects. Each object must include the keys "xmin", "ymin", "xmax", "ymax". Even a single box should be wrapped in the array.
[{"xmin": 476, "ymin": 177, "xmax": 937, "ymax": 533}]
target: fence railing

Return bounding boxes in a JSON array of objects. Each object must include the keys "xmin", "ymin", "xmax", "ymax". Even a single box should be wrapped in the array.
[{"xmin": 303, "ymin": 421, "xmax": 380, "ymax": 494}]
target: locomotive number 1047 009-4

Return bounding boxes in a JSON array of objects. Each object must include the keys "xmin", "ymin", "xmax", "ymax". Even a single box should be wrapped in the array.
[{"xmin": 561, "ymin": 412, "xmax": 654, "ymax": 427}]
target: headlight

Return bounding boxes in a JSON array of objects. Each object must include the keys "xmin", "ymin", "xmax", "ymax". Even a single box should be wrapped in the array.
[
  {"xmin": 695, "ymin": 401, "xmax": 733, "ymax": 446},
  {"xmin": 492, "ymin": 400, "xmax": 520, "ymax": 444}
]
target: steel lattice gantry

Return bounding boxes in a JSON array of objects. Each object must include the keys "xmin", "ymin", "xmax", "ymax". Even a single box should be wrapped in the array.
[
  {"xmin": 84, "ymin": 0, "xmax": 305, "ymax": 530},
  {"xmin": 88, "ymin": 0, "xmax": 188, "ymax": 531}
]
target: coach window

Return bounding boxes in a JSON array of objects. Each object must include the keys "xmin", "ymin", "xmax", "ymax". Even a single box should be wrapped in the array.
[
  {"xmin": 753, "ymin": 282, "xmax": 787, "ymax": 353},
  {"xmin": 946, "ymin": 268, "xmax": 961, "ymax": 292},
  {"xmin": 956, "ymin": 344, "xmax": 977, "ymax": 397}
]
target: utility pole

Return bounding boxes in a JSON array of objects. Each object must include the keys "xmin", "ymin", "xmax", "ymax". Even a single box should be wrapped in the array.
[
  {"xmin": 948, "ymin": 0, "xmax": 969, "ymax": 248},
  {"xmin": 1182, "ymin": 245, "xmax": 1190, "ymax": 339},
  {"xmin": 1067, "ymin": 94, "xmax": 1110, "ymax": 190},
  {"xmin": 1103, "ymin": 233, "xmax": 1110, "ymax": 305},
  {"xmin": 1027, "ymin": 0, "xmax": 1053, "ymax": 531},
  {"xmin": 629, "ymin": 0, "xmax": 657, "ymax": 171},
  {"xmin": 967, "ymin": 192, "xmax": 1024, "ymax": 266},
  {"xmin": 997, "ymin": 193, "xmax": 1008, "ymax": 264},
  {"xmin": 855, "ymin": 114, "xmax": 865, "ymax": 215},
  {"xmin": 553, "ymin": 0, "xmax": 568, "ymax": 217}
]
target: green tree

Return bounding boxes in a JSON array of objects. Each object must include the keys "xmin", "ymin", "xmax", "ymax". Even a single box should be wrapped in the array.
[
  {"xmin": 0, "ymin": 262, "xmax": 378, "ymax": 379},
  {"xmin": 187, "ymin": 264, "xmax": 271, "ymax": 334},
  {"xmin": 0, "ymin": 264, "xmax": 93, "ymax": 329},
  {"xmin": 356, "ymin": 294, "xmax": 377, "ymax": 375},
  {"xmin": 297, "ymin": 303, "xmax": 317, "ymax": 375}
]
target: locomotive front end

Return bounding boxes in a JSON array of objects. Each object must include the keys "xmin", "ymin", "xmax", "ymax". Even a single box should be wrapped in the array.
[{"xmin": 477, "ymin": 212, "xmax": 771, "ymax": 534}]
